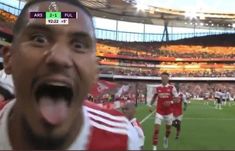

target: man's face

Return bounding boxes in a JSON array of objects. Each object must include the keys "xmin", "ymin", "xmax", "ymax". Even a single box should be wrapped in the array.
[
  {"xmin": 122, "ymin": 104, "xmax": 135, "ymax": 120},
  {"xmin": 161, "ymin": 74, "xmax": 169, "ymax": 84},
  {"xmin": 4, "ymin": 2, "xmax": 97, "ymax": 139}
]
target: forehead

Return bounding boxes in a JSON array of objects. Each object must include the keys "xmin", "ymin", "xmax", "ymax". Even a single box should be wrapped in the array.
[{"xmin": 25, "ymin": 1, "xmax": 94, "ymax": 36}]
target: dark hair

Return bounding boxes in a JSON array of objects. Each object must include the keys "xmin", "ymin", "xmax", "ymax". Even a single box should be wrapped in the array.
[
  {"xmin": 13, "ymin": 0, "xmax": 93, "ymax": 38},
  {"xmin": 161, "ymin": 72, "xmax": 170, "ymax": 76}
]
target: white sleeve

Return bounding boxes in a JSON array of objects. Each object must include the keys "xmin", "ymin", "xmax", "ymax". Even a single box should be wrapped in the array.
[
  {"xmin": 134, "ymin": 126, "xmax": 145, "ymax": 147},
  {"xmin": 172, "ymin": 86, "xmax": 178, "ymax": 97},
  {"xmin": 215, "ymin": 92, "xmax": 218, "ymax": 98},
  {"xmin": 227, "ymin": 92, "xmax": 231, "ymax": 98},
  {"xmin": 127, "ymin": 122, "xmax": 140, "ymax": 150},
  {"xmin": 182, "ymin": 94, "xmax": 187, "ymax": 103}
]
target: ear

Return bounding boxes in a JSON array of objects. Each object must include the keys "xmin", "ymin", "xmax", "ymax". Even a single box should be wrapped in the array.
[{"xmin": 2, "ymin": 46, "xmax": 12, "ymax": 74}]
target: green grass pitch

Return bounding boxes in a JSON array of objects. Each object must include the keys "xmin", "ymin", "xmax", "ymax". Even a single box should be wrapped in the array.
[{"xmin": 136, "ymin": 101, "xmax": 235, "ymax": 150}]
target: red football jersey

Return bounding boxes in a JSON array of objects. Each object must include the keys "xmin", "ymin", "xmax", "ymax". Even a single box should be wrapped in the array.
[
  {"xmin": 172, "ymin": 92, "xmax": 187, "ymax": 116},
  {"xmin": 0, "ymin": 100, "xmax": 139, "ymax": 150},
  {"xmin": 155, "ymin": 84, "xmax": 178, "ymax": 115}
]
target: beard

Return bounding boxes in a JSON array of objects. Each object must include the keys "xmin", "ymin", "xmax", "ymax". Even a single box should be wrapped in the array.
[{"xmin": 21, "ymin": 116, "xmax": 69, "ymax": 150}]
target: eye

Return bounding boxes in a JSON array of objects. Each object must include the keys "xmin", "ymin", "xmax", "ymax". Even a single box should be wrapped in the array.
[
  {"xmin": 73, "ymin": 41, "xmax": 84, "ymax": 49},
  {"xmin": 71, "ymin": 40, "xmax": 87, "ymax": 53},
  {"xmin": 31, "ymin": 34, "xmax": 48, "ymax": 45}
]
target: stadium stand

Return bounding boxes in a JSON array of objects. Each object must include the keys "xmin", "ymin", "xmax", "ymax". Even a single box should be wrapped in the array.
[
  {"xmin": 97, "ymin": 39, "xmax": 235, "ymax": 59},
  {"xmin": 99, "ymin": 67, "xmax": 235, "ymax": 77}
]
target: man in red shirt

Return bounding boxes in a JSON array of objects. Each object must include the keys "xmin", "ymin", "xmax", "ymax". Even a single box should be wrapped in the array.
[
  {"xmin": 148, "ymin": 72, "xmax": 178, "ymax": 150},
  {"xmin": 172, "ymin": 89, "xmax": 188, "ymax": 139},
  {"xmin": 0, "ymin": 0, "xmax": 139, "ymax": 149}
]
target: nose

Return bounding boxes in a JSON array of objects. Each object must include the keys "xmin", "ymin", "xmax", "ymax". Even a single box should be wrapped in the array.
[{"xmin": 44, "ymin": 43, "xmax": 73, "ymax": 68}]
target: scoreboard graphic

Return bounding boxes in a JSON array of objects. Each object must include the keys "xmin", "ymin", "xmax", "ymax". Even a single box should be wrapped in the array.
[{"xmin": 30, "ymin": 11, "xmax": 77, "ymax": 25}]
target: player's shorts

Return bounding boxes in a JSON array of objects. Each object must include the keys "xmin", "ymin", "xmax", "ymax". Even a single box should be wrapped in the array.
[
  {"xmin": 222, "ymin": 99, "xmax": 226, "ymax": 102},
  {"xmin": 216, "ymin": 98, "xmax": 221, "ymax": 104},
  {"xmin": 155, "ymin": 113, "xmax": 173, "ymax": 125},
  {"xmin": 204, "ymin": 97, "xmax": 209, "ymax": 100},
  {"xmin": 173, "ymin": 115, "xmax": 183, "ymax": 121}
]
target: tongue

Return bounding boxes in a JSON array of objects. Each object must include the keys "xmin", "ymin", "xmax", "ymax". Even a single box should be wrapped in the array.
[{"xmin": 39, "ymin": 97, "xmax": 69, "ymax": 126}]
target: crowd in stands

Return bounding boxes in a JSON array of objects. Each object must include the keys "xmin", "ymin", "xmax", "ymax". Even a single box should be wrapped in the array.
[
  {"xmin": 117, "ymin": 49, "xmax": 235, "ymax": 59},
  {"xmin": 99, "ymin": 67, "xmax": 235, "ymax": 77},
  {"xmin": 99, "ymin": 58, "xmax": 235, "ymax": 69},
  {"xmin": 171, "ymin": 70, "xmax": 235, "ymax": 77},
  {"xmin": 99, "ymin": 67, "xmax": 158, "ymax": 76},
  {"xmin": 0, "ymin": 12, "xmax": 14, "ymax": 35},
  {"xmin": 178, "ymin": 82, "xmax": 235, "ymax": 98},
  {"xmin": 97, "ymin": 39, "xmax": 235, "ymax": 77},
  {"xmin": 97, "ymin": 40, "xmax": 235, "ymax": 59}
]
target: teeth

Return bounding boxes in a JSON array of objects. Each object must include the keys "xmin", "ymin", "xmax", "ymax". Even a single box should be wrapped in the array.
[
  {"xmin": 46, "ymin": 82, "xmax": 69, "ymax": 87},
  {"xmin": 35, "ymin": 82, "xmax": 73, "ymax": 105}
]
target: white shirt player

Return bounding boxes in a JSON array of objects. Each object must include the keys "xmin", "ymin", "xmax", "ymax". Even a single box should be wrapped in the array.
[
  {"xmin": 225, "ymin": 92, "xmax": 230, "ymax": 100},
  {"xmin": 226, "ymin": 92, "xmax": 233, "ymax": 101},
  {"xmin": 215, "ymin": 91, "xmax": 223, "ymax": 99},
  {"xmin": 222, "ymin": 92, "xmax": 227, "ymax": 100},
  {"xmin": 179, "ymin": 92, "xmax": 187, "ymax": 103},
  {"xmin": 0, "ymin": 100, "xmax": 140, "ymax": 150}
]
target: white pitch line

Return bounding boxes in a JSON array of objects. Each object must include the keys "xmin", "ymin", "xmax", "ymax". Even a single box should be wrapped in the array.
[
  {"xmin": 140, "ymin": 110, "xmax": 155, "ymax": 124},
  {"xmin": 184, "ymin": 117, "xmax": 235, "ymax": 121},
  {"xmin": 141, "ymin": 117, "xmax": 235, "ymax": 121}
]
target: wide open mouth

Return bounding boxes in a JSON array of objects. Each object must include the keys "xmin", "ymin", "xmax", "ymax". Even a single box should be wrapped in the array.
[
  {"xmin": 35, "ymin": 83, "xmax": 73, "ymax": 106},
  {"xmin": 34, "ymin": 82, "xmax": 74, "ymax": 126}
]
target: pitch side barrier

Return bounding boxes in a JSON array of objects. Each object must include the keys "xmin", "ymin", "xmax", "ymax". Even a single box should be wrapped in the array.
[{"xmin": 99, "ymin": 74, "xmax": 235, "ymax": 82}]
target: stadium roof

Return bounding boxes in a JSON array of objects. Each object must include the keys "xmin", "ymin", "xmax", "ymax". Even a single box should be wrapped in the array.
[
  {"xmin": 80, "ymin": 0, "xmax": 235, "ymax": 29},
  {"xmin": 1, "ymin": 0, "xmax": 235, "ymax": 29}
]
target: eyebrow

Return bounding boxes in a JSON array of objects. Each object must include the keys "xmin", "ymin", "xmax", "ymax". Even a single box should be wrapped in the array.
[
  {"xmin": 69, "ymin": 32, "xmax": 95, "ymax": 48},
  {"xmin": 69, "ymin": 32, "xmax": 93, "ymax": 41}
]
